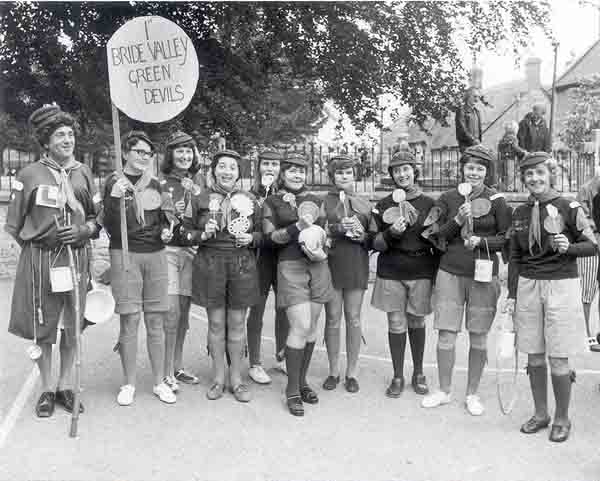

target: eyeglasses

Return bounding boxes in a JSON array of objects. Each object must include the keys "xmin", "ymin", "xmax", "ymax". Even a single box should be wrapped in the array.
[{"xmin": 131, "ymin": 149, "xmax": 154, "ymax": 158}]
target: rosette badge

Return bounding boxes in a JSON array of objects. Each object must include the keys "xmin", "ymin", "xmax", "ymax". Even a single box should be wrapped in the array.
[
  {"xmin": 544, "ymin": 204, "xmax": 564, "ymax": 234},
  {"xmin": 230, "ymin": 193, "xmax": 254, "ymax": 217}
]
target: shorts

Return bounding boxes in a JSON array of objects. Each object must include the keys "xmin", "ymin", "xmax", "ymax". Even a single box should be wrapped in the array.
[
  {"xmin": 110, "ymin": 249, "xmax": 168, "ymax": 315},
  {"xmin": 371, "ymin": 277, "xmax": 432, "ymax": 319},
  {"xmin": 433, "ymin": 269, "xmax": 500, "ymax": 333},
  {"xmin": 577, "ymin": 254, "xmax": 599, "ymax": 303},
  {"xmin": 191, "ymin": 248, "xmax": 259, "ymax": 309},
  {"xmin": 277, "ymin": 258, "xmax": 333, "ymax": 309},
  {"xmin": 515, "ymin": 277, "xmax": 584, "ymax": 357},
  {"xmin": 166, "ymin": 247, "xmax": 195, "ymax": 297}
]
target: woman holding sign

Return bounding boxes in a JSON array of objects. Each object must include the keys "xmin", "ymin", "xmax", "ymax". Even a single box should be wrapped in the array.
[
  {"xmin": 421, "ymin": 145, "xmax": 511, "ymax": 416},
  {"xmin": 159, "ymin": 131, "xmax": 205, "ymax": 391},
  {"xmin": 321, "ymin": 154, "xmax": 372, "ymax": 393},
  {"xmin": 246, "ymin": 148, "xmax": 289, "ymax": 383},
  {"xmin": 6, "ymin": 104, "xmax": 100, "ymax": 417},
  {"xmin": 370, "ymin": 149, "xmax": 439, "ymax": 398},
  {"xmin": 262, "ymin": 152, "xmax": 333, "ymax": 416},
  {"xmin": 504, "ymin": 152, "xmax": 597, "ymax": 442},
  {"xmin": 184, "ymin": 150, "xmax": 261, "ymax": 403},
  {"xmin": 103, "ymin": 130, "xmax": 177, "ymax": 406}
]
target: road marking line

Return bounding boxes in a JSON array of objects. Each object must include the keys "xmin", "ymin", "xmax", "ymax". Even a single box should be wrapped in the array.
[
  {"xmin": 0, "ymin": 365, "xmax": 38, "ymax": 450},
  {"xmin": 190, "ymin": 310, "xmax": 600, "ymax": 375}
]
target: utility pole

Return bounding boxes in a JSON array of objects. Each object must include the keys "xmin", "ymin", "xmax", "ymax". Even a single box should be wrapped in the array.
[{"xmin": 549, "ymin": 41, "xmax": 559, "ymax": 149}]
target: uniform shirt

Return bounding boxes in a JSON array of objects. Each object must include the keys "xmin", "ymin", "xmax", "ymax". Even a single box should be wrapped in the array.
[
  {"xmin": 508, "ymin": 197, "xmax": 597, "ymax": 298},
  {"xmin": 436, "ymin": 186, "xmax": 512, "ymax": 278},
  {"xmin": 262, "ymin": 189, "xmax": 327, "ymax": 261},
  {"xmin": 184, "ymin": 186, "xmax": 262, "ymax": 251},
  {"xmin": 5, "ymin": 161, "xmax": 99, "ymax": 248},
  {"xmin": 370, "ymin": 193, "xmax": 439, "ymax": 280},
  {"xmin": 102, "ymin": 172, "xmax": 172, "ymax": 253}
]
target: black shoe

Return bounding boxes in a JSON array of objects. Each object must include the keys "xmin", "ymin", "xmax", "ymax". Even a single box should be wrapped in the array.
[
  {"xmin": 322, "ymin": 375, "xmax": 340, "ymax": 390},
  {"xmin": 55, "ymin": 389, "xmax": 85, "ymax": 414},
  {"xmin": 411, "ymin": 373, "xmax": 429, "ymax": 395},
  {"xmin": 286, "ymin": 395, "xmax": 304, "ymax": 416},
  {"xmin": 344, "ymin": 377, "xmax": 360, "ymax": 393},
  {"xmin": 35, "ymin": 392, "xmax": 55, "ymax": 418},
  {"xmin": 300, "ymin": 385, "xmax": 319, "ymax": 404},
  {"xmin": 174, "ymin": 369, "xmax": 200, "ymax": 385},
  {"xmin": 549, "ymin": 421, "xmax": 572, "ymax": 442},
  {"xmin": 385, "ymin": 377, "xmax": 404, "ymax": 398},
  {"xmin": 520, "ymin": 415, "xmax": 551, "ymax": 434}
]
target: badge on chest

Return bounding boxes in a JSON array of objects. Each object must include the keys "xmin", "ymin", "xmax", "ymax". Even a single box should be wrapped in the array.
[{"xmin": 35, "ymin": 185, "xmax": 63, "ymax": 208}]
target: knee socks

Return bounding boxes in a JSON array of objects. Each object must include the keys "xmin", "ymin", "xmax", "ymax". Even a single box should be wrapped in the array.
[
  {"xmin": 388, "ymin": 332, "xmax": 407, "ymax": 379},
  {"xmin": 408, "ymin": 328, "xmax": 425, "ymax": 376}
]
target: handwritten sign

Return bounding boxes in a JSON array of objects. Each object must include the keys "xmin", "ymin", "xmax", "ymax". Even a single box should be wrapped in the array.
[{"xmin": 107, "ymin": 16, "xmax": 199, "ymax": 123}]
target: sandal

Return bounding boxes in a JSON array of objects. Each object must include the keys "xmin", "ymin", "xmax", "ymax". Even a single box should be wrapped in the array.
[
  {"xmin": 230, "ymin": 384, "xmax": 251, "ymax": 403},
  {"xmin": 206, "ymin": 383, "xmax": 225, "ymax": 401},
  {"xmin": 286, "ymin": 395, "xmax": 304, "ymax": 416},
  {"xmin": 300, "ymin": 385, "xmax": 319, "ymax": 404},
  {"xmin": 35, "ymin": 391, "xmax": 55, "ymax": 418},
  {"xmin": 322, "ymin": 375, "xmax": 340, "ymax": 391}
]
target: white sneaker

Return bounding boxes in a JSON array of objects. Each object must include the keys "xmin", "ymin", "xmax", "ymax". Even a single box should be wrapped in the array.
[
  {"xmin": 274, "ymin": 360, "xmax": 287, "ymax": 375},
  {"xmin": 117, "ymin": 384, "xmax": 135, "ymax": 406},
  {"xmin": 465, "ymin": 394, "xmax": 485, "ymax": 416},
  {"xmin": 163, "ymin": 376, "xmax": 180, "ymax": 393},
  {"xmin": 153, "ymin": 382, "xmax": 177, "ymax": 404},
  {"xmin": 248, "ymin": 365, "xmax": 272, "ymax": 384},
  {"xmin": 421, "ymin": 390, "xmax": 452, "ymax": 408}
]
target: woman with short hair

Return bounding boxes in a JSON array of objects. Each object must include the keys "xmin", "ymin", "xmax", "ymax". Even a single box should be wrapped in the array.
[
  {"xmin": 505, "ymin": 152, "xmax": 597, "ymax": 442},
  {"xmin": 160, "ymin": 130, "xmax": 205, "ymax": 391},
  {"xmin": 262, "ymin": 152, "xmax": 333, "ymax": 416},
  {"xmin": 422, "ymin": 145, "xmax": 512, "ymax": 416},
  {"xmin": 184, "ymin": 149, "xmax": 261, "ymax": 403},
  {"xmin": 6, "ymin": 104, "xmax": 100, "ymax": 417},
  {"xmin": 322, "ymin": 154, "xmax": 372, "ymax": 393},
  {"xmin": 370, "ymin": 149, "xmax": 439, "ymax": 398},
  {"xmin": 103, "ymin": 130, "xmax": 177, "ymax": 406}
]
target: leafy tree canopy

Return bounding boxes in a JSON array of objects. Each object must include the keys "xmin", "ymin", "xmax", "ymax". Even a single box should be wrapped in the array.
[
  {"xmin": 0, "ymin": 1, "xmax": 551, "ymax": 153},
  {"xmin": 560, "ymin": 74, "xmax": 600, "ymax": 150}
]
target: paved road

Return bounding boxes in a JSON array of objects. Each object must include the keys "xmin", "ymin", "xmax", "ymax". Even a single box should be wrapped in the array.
[{"xmin": 0, "ymin": 278, "xmax": 599, "ymax": 481}]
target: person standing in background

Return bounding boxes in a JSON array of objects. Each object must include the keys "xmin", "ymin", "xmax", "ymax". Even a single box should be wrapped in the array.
[
  {"xmin": 455, "ymin": 87, "xmax": 482, "ymax": 153},
  {"xmin": 518, "ymin": 103, "xmax": 551, "ymax": 154}
]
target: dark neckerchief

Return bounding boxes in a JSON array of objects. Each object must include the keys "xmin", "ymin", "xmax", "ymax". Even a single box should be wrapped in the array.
[{"xmin": 527, "ymin": 188, "xmax": 561, "ymax": 255}]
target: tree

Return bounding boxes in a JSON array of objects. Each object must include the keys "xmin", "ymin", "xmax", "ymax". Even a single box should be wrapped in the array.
[
  {"xmin": 560, "ymin": 74, "xmax": 600, "ymax": 150},
  {"xmin": 0, "ymin": 1, "xmax": 551, "ymax": 153}
]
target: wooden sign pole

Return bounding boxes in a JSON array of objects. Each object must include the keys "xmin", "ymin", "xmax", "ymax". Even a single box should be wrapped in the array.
[{"xmin": 111, "ymin": 103, "xmax": 129, "ymax": 270}]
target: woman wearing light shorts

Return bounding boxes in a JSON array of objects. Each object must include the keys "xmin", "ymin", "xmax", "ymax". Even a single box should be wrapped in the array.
[
  {"xmin": 422, "ymin": 145, "xmax": 512, "ymax": 415},
  {"xmin": 322, "ymin": 154, "xmax": 372, "ymax": 393},
  {"xmin": 505, "ymin": 152, "xmax": 597, "ymax": 442},
  {"xmin": 184, "ymin": 150, "xmax": 261, "ymax": 403},
  {"xmin": 103, "ymin": 130, "xmax": 177, "ymax": 406},
  {"xmin": 160, "ymin": 131, "xmax": 205, "ymax": 391},
  {"xmin": 262, "ymin": 152, "xmax": 333, "ymax": 416},
  {"xmin": 370, "ymin": 148, "xmax": 439, "ymax": 398}
]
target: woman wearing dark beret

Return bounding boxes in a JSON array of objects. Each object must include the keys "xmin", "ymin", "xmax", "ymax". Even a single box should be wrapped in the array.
[
  {"xmin": 160, "ymin": 131, "xmax": 205, "ymax": 391},
  {"xmin": 369, "ymin": 148, "xmax": 439, "ymax": 398},
  {"xmin": 184, "ymin": 149, "xmax": 262, "ymax": 403},
  {"xmin": 422, "ymin": 145, "xmax": 512, "ymax": 416},
  {"xmin": 504, "ymin": 152, "xmax": 597, "ymax": 442},
  {"xmin": 6, "ymin": 104, "xmax": 101, "ymax": 417},
  {"xmin": 322, "ymin": 154, "xmax": 372, "ymax": 393}
]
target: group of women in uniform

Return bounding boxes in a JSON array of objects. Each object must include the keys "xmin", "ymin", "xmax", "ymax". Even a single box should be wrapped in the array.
[{"xmin": 6, "ymin": 104, "xmax": 596, "ymax": 443}]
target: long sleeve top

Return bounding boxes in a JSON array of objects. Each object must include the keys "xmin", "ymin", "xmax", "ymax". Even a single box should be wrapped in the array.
[
  {"xmin": 262, "ymin": 189, "xmax": 327, "ymax": 261},
  {"xmin": 5, "ymin": 161, "xmax": 100, "ymax": 249},
  {"xmin": 102, "ymin": 172, "xmax": 173, "ymax": 252},
  {"xmin": 369, "ymin": 193, "xmax": 439, "ymax": 280},
  {"xmin": 183, "ymin": 186, "xmax": 262, "ymax": 251},
  {"xmin": 507, "ymin": 197, "xmax": 598, "ymax": 298},
  {"xmin": 436, "ymin": 186, "xmax": 512, "ymax": 278}
]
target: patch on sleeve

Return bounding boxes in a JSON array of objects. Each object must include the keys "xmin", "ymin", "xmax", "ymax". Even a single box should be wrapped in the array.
[
  {"xmin": 490, "ymin": 193, "xmax": 504, "ymax": 201},
  {"xmin": 570, "ymin": 201, "xmax": 581, "ymax": 209},
  {"xmin": 92, "ymin": 192, "xmax": 102, "ymax": 204},
  {"xmin": 372, "ymin": 208, "xmax": 379, "ymax": 214},
  {"xmin": 12, "ymin": 180, "xmax": 23, "ymax": 191}
]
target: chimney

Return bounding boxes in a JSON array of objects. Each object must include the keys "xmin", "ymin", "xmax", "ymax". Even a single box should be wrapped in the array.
[
  {"xmin": 470, "ymin": 65, "xmax": 483, "ymax": 90},
  {"xmin": 525, "ymin": 57, "xmax": 542, "ymax": 91}
]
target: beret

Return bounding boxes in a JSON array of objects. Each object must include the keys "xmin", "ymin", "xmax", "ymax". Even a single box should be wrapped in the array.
[
  {"xmin": 519, "ymin": 151, "xmax": 552, "ymax": 171},
  {"xmin": 213, "ymin": 149, "xmax": 241, "ymax": 162},
  {"xmin": 165, "ymin": 130, "xmax": 195, "ymax": 149},
  {"xmin": 259, "ymin": 148, "xmax": 284, "ymax": 161},
  {"xmin": 28, "ymin": 104, "xmax": 63, "ymax": 131},
  {"xmin": 389, "ymin": 148, "xmax": 421, "ymax": 168},
  {"xmin": 283, "ymin": 152, "xmax": 308, "ymax": 167},
  {"xmin": 328, "ymin": 154, "xmax": 357, "ymax": 172},
  {"xmin": 122, "ymin": 130, "xmax": 155, "ymax": 151},
  {"xmin": 460, "ymin": 144, "xmax": 495, "ymax": 167}
]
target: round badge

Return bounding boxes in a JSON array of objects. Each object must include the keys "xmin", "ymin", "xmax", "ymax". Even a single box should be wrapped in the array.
[
  {"xmin": 392, "ymin": 189, "xmax": 406, "ymax": 203},
  {"xmin": 382, "ymin": 206, "xmax": 403, "ymax": 224},
  {"xmin": 544, "ymin": 214, "xmax": 564, "ymax": 234},
  {"xmin": 471, "ymin": 198, "xmax": 492, "ymax": 218},
  {"xmin": 458, "ymin": 182, "xmax": 472, "ymax": 198},
  {"xmin": 261, "ymin": 173, "xmax": 275, "ymax": 189},
  {"xmin": 228, "ymin": 216, "xmax": 251, "ymax": 235},
  {"xmin": 140, "ymin": 188, "xmax": 162, "ymax": 210},
  {"xmin": 181, "ymin": 178, "xmax": 194, "ymax": 191},
  {"xmin": 231, "ymin": 193, "xmax": 254, "ymax": 217},
  {"xmin": 298, "ymin": 201, "xmax": 320, "ymax": 222}
]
